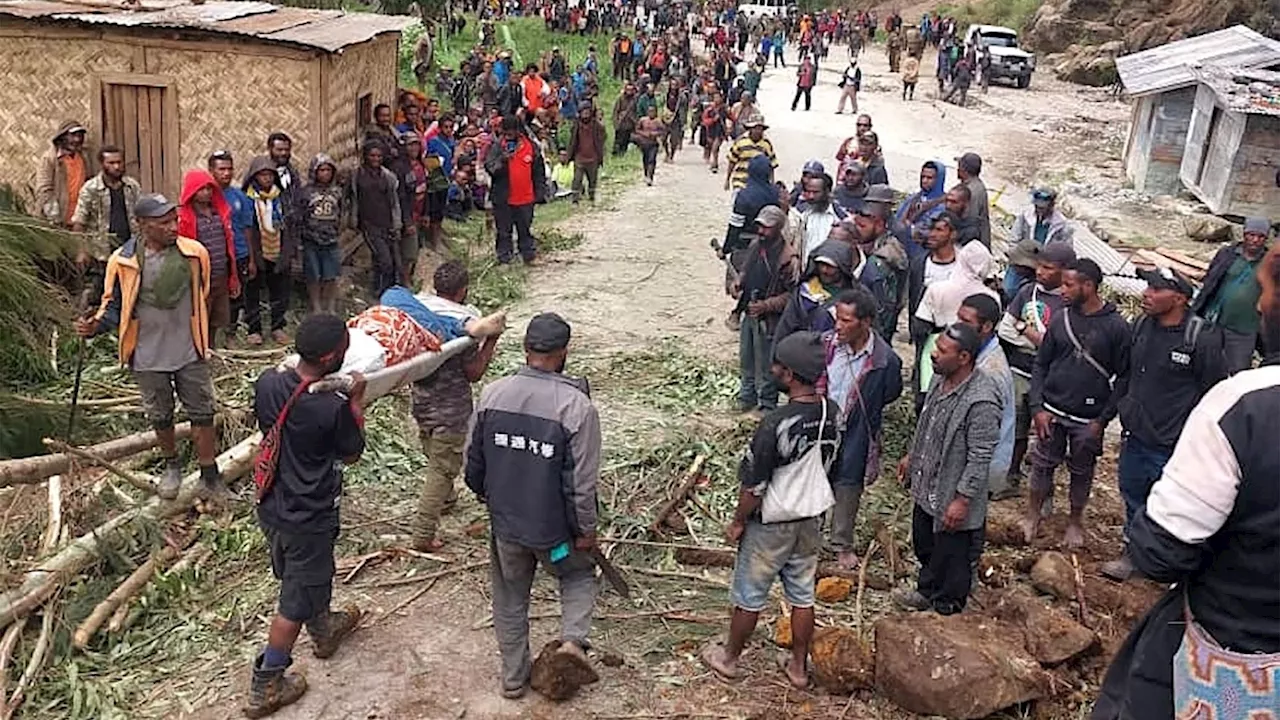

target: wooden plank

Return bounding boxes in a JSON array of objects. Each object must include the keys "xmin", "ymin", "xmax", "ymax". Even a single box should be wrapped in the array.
[
  {"xmin": 89, "ymin": 78, "xmax": 105, "ymax": 152},
  {"xmin": 310, "ymin": 57, "xmax": 325, "ymax": 156},
  {"xmin": 161, "ymin": 84, "xmax": 180, "ymax": 199},
  {"xmin": 149, "ymin": 87, "xmax": 165, "ymax": 191},
  {"xmin": 1134, "ymin": 249, "xmax": 1206, "ymax": 280},
  {"xmin": 121, "ymin": 86, "xmax": 141, "ymax": 187},
  {"xmin": 1155, "ymin": 247, "xmax": 1210, "ymax": 271},
  {"xmin": 97, "ymin": 72, "xmax": 172, "ymax": 89},
  {"xmin": 137, "ymin": 86, "xmax": 156, "ymax": 194}
]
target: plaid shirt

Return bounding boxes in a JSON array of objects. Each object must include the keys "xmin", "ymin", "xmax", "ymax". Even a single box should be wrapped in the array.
[{"xmin": 71, "ymin": 174, "xmax": 141, "ymax": 259}]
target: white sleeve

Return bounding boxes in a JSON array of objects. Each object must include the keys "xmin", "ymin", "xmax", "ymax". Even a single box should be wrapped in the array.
[{"xmin": 1144, "ymin": 376, "xmax": 1247, "ymax": 544}]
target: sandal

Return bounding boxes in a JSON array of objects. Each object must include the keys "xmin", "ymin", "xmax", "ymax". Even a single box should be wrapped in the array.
[
  {"xmin": 776, "ymin": 650, "xmax": 811, "ymax": 690},
  {"xmin": 699, "ymin": 643, "xmax": 744, "ymax": 680}
]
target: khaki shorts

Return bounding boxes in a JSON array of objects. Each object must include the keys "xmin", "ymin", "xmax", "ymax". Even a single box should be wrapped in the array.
[
  {"xmin": 133, "ymin": 360, "xmax": 215, "ymax": 428},
  {"xmin": 208, "ymin": 278, "xmax": 231, "ymax": 330}
]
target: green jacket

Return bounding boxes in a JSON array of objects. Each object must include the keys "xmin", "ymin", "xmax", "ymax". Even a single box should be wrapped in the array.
[{"xmin": 72, "ymin": 173, "xmax": 142, "ymax": 259}]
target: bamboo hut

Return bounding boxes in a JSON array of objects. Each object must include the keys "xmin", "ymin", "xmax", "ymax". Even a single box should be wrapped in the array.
[{"xmin": 0, "ymin": 0, "xmax": 415, "ymax": 202}]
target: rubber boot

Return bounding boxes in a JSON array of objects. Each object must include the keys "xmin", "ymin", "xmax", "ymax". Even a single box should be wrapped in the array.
[
  {"xmin": 242, "ymin": 654, "xmax": 307, "ymax": 718},
  {"xmin": 308, "ymin": 605, "xmax": 362, "ymax": 659},
  {"xmin": 158, "ymin": 459, "xmax": 182, "ymax": 500}
]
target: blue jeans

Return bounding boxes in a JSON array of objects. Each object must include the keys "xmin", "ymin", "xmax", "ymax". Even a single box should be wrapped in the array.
[
  {"xmin": 1117, "ymin": 436, "xmax": 1172, "ymax": 539},
  {"xmin": 738, "ymin": 316, "xmax": 778, "ymax": 410},
  {"xmin": 730, "ymin": 517, "xmax": 821, "ymax": 612}
]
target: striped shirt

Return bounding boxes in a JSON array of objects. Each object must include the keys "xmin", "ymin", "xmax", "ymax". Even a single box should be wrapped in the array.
[{"xmin": 726, "ymin": 136, "xmax": 778, "ymax": 190}]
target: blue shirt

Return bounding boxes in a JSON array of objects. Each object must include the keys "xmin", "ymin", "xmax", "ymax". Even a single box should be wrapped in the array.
[
  {"xmin": 223, "ymin": 185, "xmax": 255, "ymax": 260},
  {"xmin": 976, "ymin": 337, "xmax": 1016, "ymax": 482},
  {"xmin": 494, "ymin": 60, "xmax": 511, "ymax": 85},
  {"xmin": 426, "ymin": 135, "xmax": 456, "ymax": 177}
]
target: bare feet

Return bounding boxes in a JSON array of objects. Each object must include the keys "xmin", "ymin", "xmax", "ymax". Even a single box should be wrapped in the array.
[
  {"xmin": 836, "ymin": 551, "xmax": 860, "ymax": 571},
  {"xmin": 1019, "ymin": 515, "xmax": 1040, "ymax": 545},
  {"xmin": 700, "ymin": 643, "xmax": 744, "ymax": 680},
  {"xmin": 777, "ymin": 650, "xmax": 809, "ymax": 690},
  {"xmin": 1063, "ymin": 522, "xmax": 1085, "ymax": 549}
]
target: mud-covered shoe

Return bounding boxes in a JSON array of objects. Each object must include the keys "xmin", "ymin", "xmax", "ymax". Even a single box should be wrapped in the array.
[
  {"xmin": 309, "ymin": 605, "xmax": 362, "ymax": 659},
  {"xmin": 892, "ymin": 588, "xmax": 932, "ymax": 612},
  {"xmin": 200, "ymin": 464, "xmax": 235, "ymax": 503},
  {"xmin": 242, "ymin": 654, "xmax": 307, "ymax": 718},
  {"xmin": 158, "ymin": 460, "xmax": 182, "ymax": 500},
  {"xmin": 1101, "ymin": 552, "xmax": 1137, "ymax": 582}
]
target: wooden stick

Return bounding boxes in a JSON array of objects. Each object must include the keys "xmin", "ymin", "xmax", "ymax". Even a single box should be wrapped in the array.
[
  {"xmin": 341, "ymin": 552, "xmax": 384, "ymax": 585},
  {"xmin": 0, "ymin": 622, "xmax": 23, "ymax": 706},
  {"xmin": 3, "ymin": 604, "xmax": 54, "ymax": 720},
  {"xmin": 614, "ymin": 564, "xmax": 729, "ymax": 587},
  {"xmin": 602, "ymin": 537, "xmax": 734, "ymax": 553},
  {"xmin": 376, "ymin": 579, "xmax": 440, "ymax": 623},
  {"xmin": 13, "ymin": 394, "xmax": 139, "ymax": 408},
  {"xmin": 72, "ymin": 546, "xmax": 181, "ymax": 649},
  {"xmin": 357, "ymin": 560, "xmax": 490, "ymax": 590},
  {"xmin": 43, "ymin": 439, "xmax": 156, "ymax": 495},
  {"xmin": 106, "ymin": 602, "xmax": 131, "ymax": 634},
  {"xmin": 42, "ymin": 477, "xmax": 62, "ymax": 558},
  {"xmin": 649, "ymin": 454, "xmax": 707, "ymax": 536},
  {"xmin": 854, "ymin": 540, "xmax": 879, "ymax": 635},
  {"xmin": 165, "ymin": 543, "xmax": 211, "ymax": 577},
  {"xmin": 1070, "ymin": 553, "xmax": 1091, "ymax": 629},
  {"xmin": 471, "ymin": 607, "xmax": 716, "ymax": 630}
]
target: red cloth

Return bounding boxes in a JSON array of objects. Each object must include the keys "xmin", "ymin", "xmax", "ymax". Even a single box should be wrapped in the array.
[
  {"xmin": 348, "ymin": 306, "xmax": 435, "ymax": 366},
  {"xmin": 506, "ymin": 136, "xmax": 536, "ymax": 206},
  {"xmin": 177, "ymin": 169, "xmax": 239, "ymax": 295}
]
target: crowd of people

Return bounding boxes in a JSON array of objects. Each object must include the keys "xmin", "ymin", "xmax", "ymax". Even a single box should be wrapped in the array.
[{"xmin": 32, "ymin": 3, "xmax": 1278, "ymax": 718}]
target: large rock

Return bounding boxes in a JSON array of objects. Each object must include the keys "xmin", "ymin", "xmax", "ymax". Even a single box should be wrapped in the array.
[
  {"xmin": 816, "ymin": 577, "xmax": 853, "ymax": 603},
  {"xmin": 1030, "ymin": 551, "xmax": 1076, "ymax": 601},
  {"xmin": 529, "ymin": 640, "xmax": 599, "ymax": 701},
  {"xmin": 875, "ymin": 613, "xmax": 1051, "ymax": 719},
  {"xmin": 1053, "ymin": 44, "xmax": 1120, "ymax": 86},
  {"xmin": 1184, "ymin": 214, "xmax": 1235, "ymax": 243},
  {"xmin": 811, "ymin": 627, "xmax": 875, "ymax": 694},
  {"xmin": 995, "ymin": 591, "xmax": 1099, "ymax": 666}
]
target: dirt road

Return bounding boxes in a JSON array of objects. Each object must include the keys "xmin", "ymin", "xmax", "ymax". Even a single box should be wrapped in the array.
[{"xmin": 181, "ymin": 41, "xmax": 1148, "ymax": 720}]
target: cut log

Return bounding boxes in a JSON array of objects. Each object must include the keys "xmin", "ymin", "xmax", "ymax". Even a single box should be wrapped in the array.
[
  {"xmin": 72, "ymin": 545, "xmax": 181, "ymax": 649},
  {"xmin": 648, "ymin": 454, "xmax": 708, "ymax": 537},
  {"xmin": 0, "ymin": 409, "xmax": 248, "ymax": 488}
]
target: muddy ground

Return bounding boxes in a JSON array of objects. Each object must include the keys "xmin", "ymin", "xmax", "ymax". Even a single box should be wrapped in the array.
[{"xmin": 49, "ymin": 36, "xmax": 1181, "ymax": 720}]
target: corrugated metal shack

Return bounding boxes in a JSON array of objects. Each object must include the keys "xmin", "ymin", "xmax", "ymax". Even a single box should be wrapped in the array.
[
  {"xmin": 0, "ymin": 0, "xmax": 413, "ymax": 201},
  {"xmin": 1116, "ymin": 25, "xmax": 1280, "ymax": 196},
  {"xmin": 1181, "ymin": 65, "xmax": 1280, "ymax": 217}
]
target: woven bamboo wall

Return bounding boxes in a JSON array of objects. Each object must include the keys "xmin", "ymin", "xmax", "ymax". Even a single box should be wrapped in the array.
[
  {"xmin": 0, "ymin": 36, "xmax": 135, "ymax": 204},
  {"xmin": 145, "ymin": 47, "xmax": 317, "ymax": 184},
  {"xmin": 324, "ymin": 35, "xmax": 400, "ymax": 169}
]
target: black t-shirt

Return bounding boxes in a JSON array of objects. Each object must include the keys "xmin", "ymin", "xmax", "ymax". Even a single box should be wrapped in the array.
[
  {"xmin": 739, "ymin": 398, "xmax": 842, "ymax": 491},
  {"xmin": 254, "ymin": 369, "xmax": 366, "ymax": 533},
  {"xmin": 107, "ymin": 185, "xmax": 130, "ymax": 248}
]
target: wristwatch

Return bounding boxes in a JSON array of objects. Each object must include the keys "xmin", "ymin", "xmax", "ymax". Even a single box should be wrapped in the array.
[{"xmin": 1015, "ymin": 320, "xmax": 1028, "ymax": 334}]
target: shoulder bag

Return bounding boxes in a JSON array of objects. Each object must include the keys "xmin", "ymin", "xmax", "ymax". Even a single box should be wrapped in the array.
[
  {"xmin": 253, "ymin": 375, "xmax": 313, "ymax": 503},
  {"xmin": 761, "ymin": 401, "xmax": 837, "ymax": 523},
  {"xmin": 1062, "ymin": 310, "xmax": 1114, "ymax": 390}
]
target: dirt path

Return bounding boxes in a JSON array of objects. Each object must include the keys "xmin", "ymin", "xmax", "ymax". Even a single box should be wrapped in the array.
[{"xmin": 178, "ymin": 40, "xmax": 1152, "ymax": 720}]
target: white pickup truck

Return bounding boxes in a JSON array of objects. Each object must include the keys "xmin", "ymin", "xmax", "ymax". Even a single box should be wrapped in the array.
[{"xmin": 965, "ymin": 24, "xmax": 1036, "ymax": 89}]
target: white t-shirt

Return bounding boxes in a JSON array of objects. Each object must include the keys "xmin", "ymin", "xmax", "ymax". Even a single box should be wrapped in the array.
[{"xmin": 923, "ymin": 256, "xmax": 955, "ymax": 287}]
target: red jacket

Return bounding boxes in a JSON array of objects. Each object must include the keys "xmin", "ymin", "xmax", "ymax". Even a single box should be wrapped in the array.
[{"xmin": 177, "ymin": 169, "xmax": 239, "ymax": 295}]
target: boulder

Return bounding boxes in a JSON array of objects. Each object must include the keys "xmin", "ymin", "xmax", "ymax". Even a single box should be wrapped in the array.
[
  {"xmin": 995, "ymin": 591, "xmax": 1099, "ymax": 665},
  {"xmin": 875, "ymin": 613, "xmax": 1051, "ymax": 719},
  {"xmin": 816, "ymin": 577, "xmax": 853, "ymax": 603},
  {"xmin": 1184, "ymin": 214, "xmax": 1235, "ymax": 243},
  {"xmin": 1030, "ymin": 551, "xmax": 1076, "ymax": 601},
  {"xmin": 530, "ymin": 640, "xmax": 599, "ymax": 701},
  {"xmin": 811, "ymin": 627, "xmax": 875, "ymax": 694}
]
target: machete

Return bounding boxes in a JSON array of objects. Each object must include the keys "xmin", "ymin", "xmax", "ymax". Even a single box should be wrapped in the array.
[{"xmin": 589, "ymin": 547, "xmax": 630, "ymax": 598}]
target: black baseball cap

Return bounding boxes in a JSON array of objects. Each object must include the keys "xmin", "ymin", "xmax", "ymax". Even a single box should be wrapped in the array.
[
  {"xmin": 524, "ymin": 312, "xmax": 572, "ymax": 352},
  {"xmin": 134, "ymin": 194, "xmax": 177, "ymax": 218},
  {"xmin": 1138, "ymin": 266, "xmax": 1194, "ymax": 297},
  {"xmin": 773, "ymin": 331, "xmax": 826, "ymax": 385}
]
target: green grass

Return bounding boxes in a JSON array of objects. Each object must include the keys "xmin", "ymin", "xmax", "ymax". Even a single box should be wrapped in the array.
[{"xmin": 937, "ymin": 0, "xmax": 1041, "ymax": 33}]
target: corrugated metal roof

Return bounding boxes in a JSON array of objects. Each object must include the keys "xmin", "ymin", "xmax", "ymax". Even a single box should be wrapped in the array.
[
  {"xmin": 0, "ymin": 0, "xmax": 415, "ymax": 52},
  {"xmin": 1197, "ymin": 65, "xmax": 1280, "ymax": 117},
  {"xmin": 1115, "ymin": 25, "xmax": 1280, "ymax": 97}
]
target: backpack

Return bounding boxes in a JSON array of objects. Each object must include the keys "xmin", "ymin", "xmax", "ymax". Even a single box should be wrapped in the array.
[{"xmin": 1132, "ymin": 314, "xmax": 1206, "ymax": 364}]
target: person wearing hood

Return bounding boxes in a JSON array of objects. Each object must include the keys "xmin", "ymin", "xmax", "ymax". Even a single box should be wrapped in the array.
[
  {"xmin": 1007, "ymin": 188, "xmax": 1073, "ymax": 298},
  {"xmin": 913, "ymin": 235, "xmax": 999, "ymax": 410},
  {"xmin": 774, "ymin": 239, "xmax": 858, "ymax": 343},
  {"xmin": 1023, "ymin": 259, "xmax": 1130, "ymax": 549},
  {"xmin": 832, "ymin": 162, "xmax": 868, "ymax": 215},
  {"xmin": 296, "ymin": 155, "xmax": 345, "ymax": 315},
  {"xmin": 721, "ymin": 154, "xmax": 778, "ymax": 329},
  {"xmin": 820, "ymin": 286, "xmax": 903, "ymax": 570},
  {"xmin": 35, "ymin": 120, "xmax": 96, "ymax": 226},
  {"xmin": 835, "ymin": 58, "xmax": 862, "ymax": 114},
  {"xmin": 350, "ymin": 140, "xmax": 402, "ymax": 297},
  {"xmin": 179, "ymin": 169, "xmax": 239, "ymax": 346},
  {"xmin": 239, "ymin": 157, "xmax": 292, "ymax": 345},
  {"xmin": 893, "ymin": 161, "xmax": 948, "ymax": 260},
  {"xmin": 854, "ymin": 188, "xmax": 909, "ymax": 341}
]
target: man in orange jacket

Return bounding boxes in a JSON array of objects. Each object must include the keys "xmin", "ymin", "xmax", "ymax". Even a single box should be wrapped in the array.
[{"xmin": 75, "ymin": 194, "xmax": 226, "ymax": 501}]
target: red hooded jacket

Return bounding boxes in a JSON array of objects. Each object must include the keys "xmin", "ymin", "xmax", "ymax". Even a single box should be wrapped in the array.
[{"xmin": 177, "ymin": 169, "xmax": 239, "ymax": 295}]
